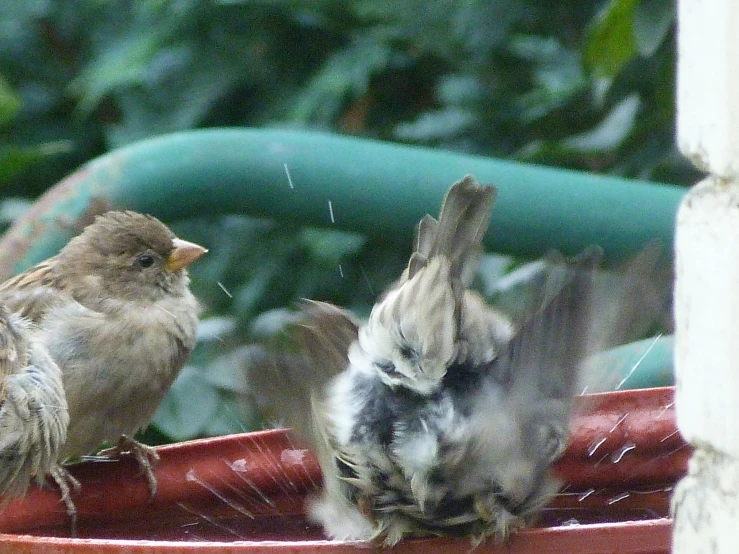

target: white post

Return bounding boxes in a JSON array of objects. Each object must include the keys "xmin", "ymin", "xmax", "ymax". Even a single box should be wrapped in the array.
[{"xmin": 673, "ymin": 0, "xmax": 739, "ymax": 551}]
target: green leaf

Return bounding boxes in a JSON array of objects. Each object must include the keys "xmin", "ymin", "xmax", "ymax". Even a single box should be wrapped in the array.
[
  {"xmin": 289, "ymin": 38, "xmax": 391, "ymax": 123},
  {"xmin": 583, "ymin": 0, "xmax": 639, "ymax": 78},
  {"xmin": 633, "ymin": 0, "xmax": 674, "ymax": 57},
  {"xmin": 435, "ymin": 74, "xmax": 483, "ymax": 105},
  {"xmin": 69, "ymin": 32, "xmax": 166, "ymax": 114},
  {"xmin": 152, "ymin": 365, "xmax": 221, "ymax": 440},
  {"xmin": 0, "ymin": 141, "xmax": 74, "ymax": 184},
  {"xmin": 0, "ymin": 77, "xmax": 20, "ymax": 127},
  {"xmin": 511, "ymin": 36, "xmax": 586, "ymax": 122},
  {"xmin": 233, "ymin": 262, "xmax": 284, "ymax": 318},
  {"xmin": 561, "ymin": 94, "xmax": 641, "ymax": 152},
  {"xmin": 475, "ymin": 253, "xmax": 513, "ymax": 297},
  {"xmin": 202, "ymin": 345, "xmax": 261, "ymax": 394},
  {"xmin": 249, "ymin": 309, "xmax": 302, "ymax": 341},
  {"xmin": 200, "ymin": 397, "xmax": 257, "ymax": 437},
  {"xmin": 394, "ymin": 107, "xmax": 476, "ymax": 142},
  {"xmin": 486, "ymin": 258, "xmax": 549, "ymax": 323},
  {"xmin": 299, "ymin": 228, "xmax": 366, "ymax": 265}
]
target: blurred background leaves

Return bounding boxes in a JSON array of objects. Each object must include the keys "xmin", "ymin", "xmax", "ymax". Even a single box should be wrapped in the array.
[{"xmin": 1, "ymin": 0, "xmax": 685, "ymax": 443}]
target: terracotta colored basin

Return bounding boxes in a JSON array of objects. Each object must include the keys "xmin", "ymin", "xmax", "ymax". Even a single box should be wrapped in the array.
[{"xmin": 0, "ymin": 387, "xmax": 685, "ymax": 553}]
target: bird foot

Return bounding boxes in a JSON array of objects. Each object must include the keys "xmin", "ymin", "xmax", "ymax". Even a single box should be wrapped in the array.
[
  {"xmin": 49, "ymin": 465, "xmax": 81, "ymax": 536},
  {"xmin": 473, "ymin": 493, "xmax": 524, "ymax": 540},
  {"xmin": 96, "ymin": 435, "xmax": 160, "ymax": 500}
]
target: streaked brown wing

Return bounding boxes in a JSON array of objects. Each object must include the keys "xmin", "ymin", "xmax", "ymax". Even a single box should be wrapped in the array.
[
  {"xmin": 0, "ymin": 258, "xmax": 57, "ymax": 293},
  {"xmin": 0, "ymin": 306, "xmax": 25, "ymax": 402},
  {"xmin": 408, "ymin": 175, "xmax": 496, "ymax": 285},
  {"xmin": 0, "ymin": 336, "xmax": 68, "ymax": 499},
  {"xmin": 0, "ymin": 259, "xmax": 67, "ymax": 324},
  {"xmin": 249, "ymin": 301, "xmax": 359, "ymax": 444}
]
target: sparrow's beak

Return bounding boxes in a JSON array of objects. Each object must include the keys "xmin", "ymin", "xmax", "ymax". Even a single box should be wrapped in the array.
[{"xmin": 165, "ymin": 238, "xmax": 208, "ymax": 272}]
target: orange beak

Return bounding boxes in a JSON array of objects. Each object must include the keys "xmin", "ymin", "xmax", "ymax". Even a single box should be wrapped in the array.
[{"xmin": 164, "ymin": 238, "xmax": 208, "ymax": 272}]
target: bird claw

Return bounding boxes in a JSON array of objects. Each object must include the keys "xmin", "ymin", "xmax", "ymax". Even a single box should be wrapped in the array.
[
  {"xmin": 356, "ymin": 494, "xmax": 375, "ymax": 521},
  {"xmin": 49, "ymin": 465, "xmax": 81, "ymax": 536},
  {"xmin": 473, "ymin": 494, "xmax": 517, "ymax": 537},
  {"xmin": 473, "ymin": 494, "xmax": 495, "ymax": 522},
  {"xmin": 96, "ymin": 435, "xmax": 160, "ymax": 500}
]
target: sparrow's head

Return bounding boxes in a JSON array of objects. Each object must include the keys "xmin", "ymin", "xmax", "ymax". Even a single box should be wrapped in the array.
[
  {"xmin": 56, "ymin": 211, "xmax": 207, "ymax": 302},
  {"xmin": 358, "ymin": 323, "xmax": 451, "ymax": 395},
  {"xmin": 357, "ymin": 258, "xmax": 458, "ymax": 396}
]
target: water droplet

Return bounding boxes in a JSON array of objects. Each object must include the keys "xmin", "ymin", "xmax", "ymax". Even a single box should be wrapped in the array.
[
  {"xmin": 611, "ymin": 442, "xmax": 636, "ymax": 463},
  {"xmin": 281, "ymin": 448, "xmax": 308, "ymax": 466},
  {"xmin": 607, "ymin": 492, "xmax": 630, "ymax": 505},
  {"xmin": 587, "ymin": 437, "xmax": 607, "ymax": 457}
]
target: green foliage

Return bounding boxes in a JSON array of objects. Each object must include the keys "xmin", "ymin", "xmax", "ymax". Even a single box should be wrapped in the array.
[
  {"xmin": 0, "ymin": 0, "xmax": 683, "ymax": 442},
  {"xmin": 0, "ymin": 76, "xmax": 21, "ymax": 127},
  {"xmin": 584, "ymin": 0, "xmax": 640, "ymax": 79}
]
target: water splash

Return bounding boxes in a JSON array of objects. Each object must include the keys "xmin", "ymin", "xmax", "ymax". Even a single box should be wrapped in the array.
[
  {"xmin": 285, "ymin": 434, "xmax": 319, "ymax": 489},
  {"xmin": 360, "ymin": 265, "xmax": 375, "ymax": 295},
  {"xmin": 228, "ymin": 458, "xmax": 278, "ymax": 509},
  {"xmin": 660, "ymin": 430, "xmax": 679, "ymax": 443},
  {"xmin": 609, "ymin": 413, "xmax": 628, "ymax": 433},
  {"xmin": 630, "ymin": 486, "xmax": 673, "ymax": 495},
  {"xmin": 592, "ymin": 453, "xmax": 610, "ymax": 467},
  {"xmin": 176, "ymin": 502, "xmax": 248, "ymax": 540},
  {"xmin": 663, "ymin": 443, "xmax": 689, "ymax": 458},
  {"xmin": 217, "ymin": 281, "xmax": 233, "ymax": 299},
  {"xmin": 587, "ymin": 437, "xmax": 607, "ymax": 457},
  {"xmin": 209, "ymin": 460, "xmax": 277, "ymax": 515},
  {"xmin": 185, "ymin": 469, "xmax": 255, "ymax": 519},
  {"xmin": 284, "ymin": 163, "xmax": 294, "ymax": 189},
  {"xmin": 255, "ymin": 435, "xmax": 300, "ymax": 492},
  {"xmin": 615, "ymin": 334, "xmax": 661, "ymax": 390},
  {"xmin": 610, "ymin": 442, "xmax": 636, "ymax": 463},
  {"xmin": 655, "ymin": 401, "xmax": 674, "ymax": 420},
  {"xmin": 280, "ymin": 448, "xmax": 308, "ymax": 466},
  {"xmin": 240, "ymin": 436, "xmax": 296, "ymax": 496},
  {"xmin": 607, "ymin": 492, "xmax": 630, "ymax": 505}
]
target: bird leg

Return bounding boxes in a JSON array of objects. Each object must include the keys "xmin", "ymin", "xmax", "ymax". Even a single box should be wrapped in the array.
[
  {"xmin": 356, "ymin": 493, "xmax": 376, "ymax": 522},
  {"xmin": 473, "ymin": 491, "xmax": 529, "ymax": 543},
  {"xmin": 49, "ymin": 465, "xmax": 81, "ymax": 536},
  {"xmin": 96, "ymin": 435, "xmax": 160, "ymax": 499}
]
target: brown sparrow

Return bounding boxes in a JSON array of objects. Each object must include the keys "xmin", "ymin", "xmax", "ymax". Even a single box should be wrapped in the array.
[
  {"xmin": 252, "ymin": 176, "xmax": 661, "ymax": 546},
  {"xmin": 0, "ymin": 210, "xmax": 206, "ymax": 522},
  {"xmin": 253, "ymin": 176, "xmax": 525, "ymax": 544},
  {"xmin": 0, "ymin": 304, "xmax": 67, "ymax": 500}
]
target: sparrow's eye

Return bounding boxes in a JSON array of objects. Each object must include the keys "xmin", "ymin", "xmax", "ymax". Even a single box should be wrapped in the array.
[
  {"xmin": 396, "ymin": 330, "xmax": 417, "ymax": 361},
  {"xmin": 399, "ymin": 344, "xmax": 415, "ymax": 360},
  {"xmin": 135, "ymin": 254, "xmax": 155, "ymax": 268},
  {"xmin": 375, "ymin": 360, "xmax": 400, "ymax": 376}
]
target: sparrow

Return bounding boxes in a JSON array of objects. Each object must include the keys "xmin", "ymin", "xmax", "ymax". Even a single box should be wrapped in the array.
[
  {"xmin": 252, "ymin": 175, "xmax": 662, "ymax": 545},
  {"xmin": 254, "ymin": 176, "xmax": 521, "ymax": 543},
  {"xmin": 0, "ymin": 304, "xmax": 68, "ymax": 501},
  {"xmin": 0, "ymin": 210, "xmax": 207, "ymax": 522}
]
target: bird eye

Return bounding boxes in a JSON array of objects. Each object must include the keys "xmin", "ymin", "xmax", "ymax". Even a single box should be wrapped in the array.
[
  {"xmin": 135, "ymin": 254, "xmax": 155, "ymax": 268},
  {"xmin": 399, "ymin": 344, "xmax": 415, "ymax": 360},
  {"xmin": 375, "ymin": 360, "xmax": 400, "ymax": 376}
]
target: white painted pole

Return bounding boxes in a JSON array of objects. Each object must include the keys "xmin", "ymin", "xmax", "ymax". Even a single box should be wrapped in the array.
[{"xmin": 673, "ymin": 0, "xmax": 739, "ymax": 551}]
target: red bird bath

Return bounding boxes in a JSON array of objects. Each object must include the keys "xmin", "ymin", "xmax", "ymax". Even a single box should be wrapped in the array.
[{"xmin": 0, "ymin": 387, "xmax": 685, "ymax": 553}]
